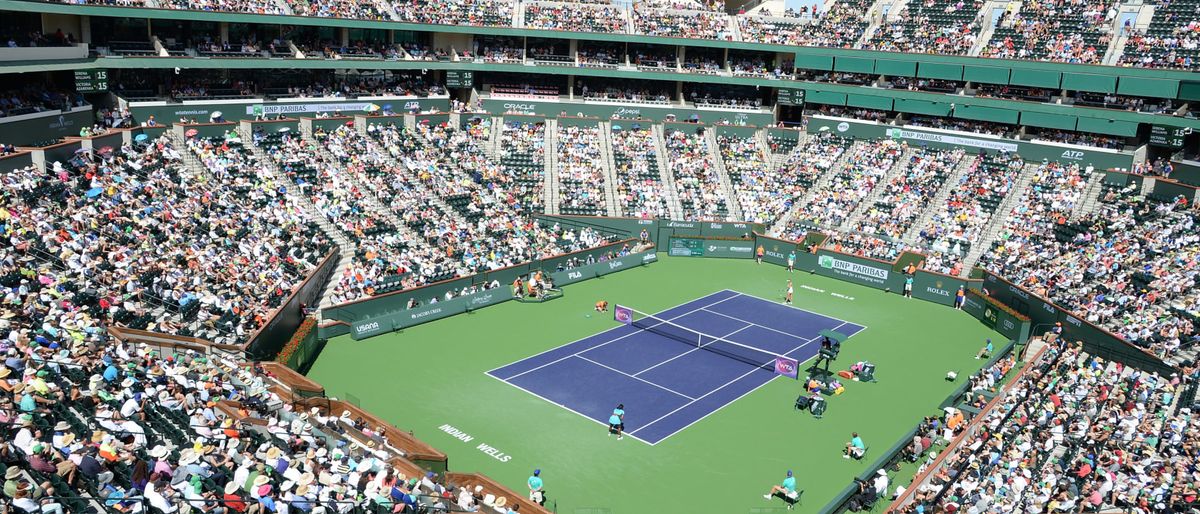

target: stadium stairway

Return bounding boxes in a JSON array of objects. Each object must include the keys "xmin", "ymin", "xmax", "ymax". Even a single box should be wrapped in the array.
[
  {"xmin": 234, "ymin": 129, "xmax": 356, "ymax": 309},
  {"xmin": 652, "ymin": 123, "xmax": 686, "ymax": 219},
  {"xmin": 774, "ymin": 139, "xmax": 868, "ymax": 233},
  {"xmin": 545, "ymin": 118, "xmax": 559, "ymax": 214},
  {"xmin": 598, "ymin": 121, "xmax": 622, "ymax": 216},
  {"xmin": 1105, "ymin": 2, "xmax": 1157, "ymax": 65},
  {"xmin": 902, "ymin": 150, "xmax": 977, "ymax": 245},
  {"xmin": 488, "ymin": 116, "xmax": 503, "ymax": 159},
  {"xmin": 968, "ymin": 0, "xmax": 1009, "ymax": 57},
  {"xmin": 839, "ymin": 145, "xmax": 916, "ymax": 232},
  {"xmin": 857, "ymin": 0, "xmax": 894, "ymax": 47},
  {"xmin": 1070, "ymin": 171, "xmax": 1107, "ymax": 220},
  {"xmin": 704, "ymin": 128, "xmax": 746, "ymax": 221},
  {"xmin": 957, "ymin": 160, "xmax": 1042, "ymax": 276}
]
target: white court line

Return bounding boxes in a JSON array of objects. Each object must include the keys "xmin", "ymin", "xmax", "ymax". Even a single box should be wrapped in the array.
[
  {"xmin": 631, "ymin": 324, "xmax": 755, "ymax": 377},
  {"xmin": 727, "ymin": 289, "xmax": 869, "ymax": 332},
  {"xmin": 487, "ymin": 290, "xmax": 741, "ymax": 380},
  {"xmin": 483, "ymin": 372, "xmax": 657, "ymax": 446},
  {"xmin": 632, "ymin": 319, "xmax": 854, "ymax": 442},
  {"xmin": 699, "ymin": 307, "xmax": 813, "ymax": 342},
  {"xmin": 574, "ymin": 356, "xmax": 698, "ymax": 401}
]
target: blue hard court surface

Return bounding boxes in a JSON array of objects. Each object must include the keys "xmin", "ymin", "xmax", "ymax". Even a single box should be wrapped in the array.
[{"xmin": 487, "ymin": 290, "xmax": 866, "ymax": 444}]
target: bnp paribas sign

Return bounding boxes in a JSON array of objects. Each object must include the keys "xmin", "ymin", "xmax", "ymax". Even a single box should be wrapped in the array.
[{"xmin": 818, "ymin": 255, "xmax": 889, "ymax": 286}]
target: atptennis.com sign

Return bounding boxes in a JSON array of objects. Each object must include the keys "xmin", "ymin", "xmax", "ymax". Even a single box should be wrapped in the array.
[{"xmin": 818, "ymin": 255, "xmax": 889, "ymax": 285}]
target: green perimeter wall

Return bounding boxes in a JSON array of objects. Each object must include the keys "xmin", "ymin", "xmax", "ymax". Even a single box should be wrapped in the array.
[
  {"xmin": 806, "ymin": 116, "xmax": 1136, "ymax": 171},
  {"xmin": 483, "ymin": 99, "xmax": 775, "ymax": 125},
  {"xmin": 1, "ymin": 109, "xmax": 94, "ymax": 147},
  {"xmin": 980, "ymin": 272, "xmax": 1176, "ymax": 375}
]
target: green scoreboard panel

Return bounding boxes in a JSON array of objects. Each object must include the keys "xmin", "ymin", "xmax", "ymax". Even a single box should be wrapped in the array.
[
  {"xmin": 74, "ymin": 70, "xmax": 109, "ymax": 93},
  {"xmin": 1149, "ymin": 124, "xmax": 1187, "ymax": 148},
  {"xmin": 446, "ymin": 70, "xmax": 475, "ymax": 89},
  {"xmin": 777, "ymin": 88, "xmax": 805, "ymax": 107}
]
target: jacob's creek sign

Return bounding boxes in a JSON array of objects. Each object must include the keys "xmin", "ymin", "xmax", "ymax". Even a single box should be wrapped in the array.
[{"xmin": 817, "ymin": 254, "xmax": 889, "ymax": 286}]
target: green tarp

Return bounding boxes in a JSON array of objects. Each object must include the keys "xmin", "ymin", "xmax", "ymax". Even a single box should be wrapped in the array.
[
  {"xmin": 917, "ymin": 62, "xmax": 963, "ymax": 81},
  {"xmin": 805, "ymin": 90, "xmax": 847, "ymax": 106},
  {"xmin": 846, "ymin": 94, "xmax": 893, "ymax": 111},
  {"xmin": 963, "ymin": 65, "xmax": 1010, "ymax": 85},
  {"xmin": 875, "ymin": 59, "xmax": 916, "ymax": 77},
  {"xmin": 1075, "ymin": 117, "xmax": 1139, "ymax": 137},
  {"xmin": 1117, "ymin": 77, "xmax": 1179, "ymax": 98},
  {"xmin": 1062, "ymin": 73, "xmax": 1117, "ymax": 93},
  {"xmin": 1021, "ymin": 111, "xmax": 1077, "ymax": 131},
  {"xmin": 1009, "ymin": 68, "xmax": 1061, "ymax": 89},
  {"xmin": 795, "ymin": 54, "xmax": 834, "ymax": 71},
  {"xmin": 894, "ymin": 99, "xmax": 952, "ymax": 116},
  {"xmin": 954, "ymin": 105, "xmax": 1019, "ymax": 125},
  {"xmin": 834, "ymin": 56, "xmax": 875, "ymax": 74}
]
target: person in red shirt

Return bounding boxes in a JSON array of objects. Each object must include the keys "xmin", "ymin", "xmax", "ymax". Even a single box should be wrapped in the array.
[{"xmin": 223, "ymin": 481, "xmax": 248, "ymax": 513}]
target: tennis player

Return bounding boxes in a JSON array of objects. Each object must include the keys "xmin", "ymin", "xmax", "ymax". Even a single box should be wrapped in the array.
[
  {"xmin": 608, "ymin": 404, "xmax": 625, "ymax": 440},
  {"xmin": 784, "ymin": 280, "xmax": 794, "ymax": 305}
]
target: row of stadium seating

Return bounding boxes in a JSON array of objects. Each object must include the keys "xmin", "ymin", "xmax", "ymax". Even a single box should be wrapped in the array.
[{"xmin": 37, "ymin": 0, "xmax": 1200, "ymax": 69}]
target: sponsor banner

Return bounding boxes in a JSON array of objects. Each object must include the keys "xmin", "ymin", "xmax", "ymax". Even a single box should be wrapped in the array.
[
  {"xmin": 0, "ymin": 108, "xmax": 92, "ymax": 147},
  {"xmin": 550, "ymin": 266, "xmax": 596, "ymax": 286},
  {"xmin": 702, "ymin": 240, "xmax": 756, "ymax": 259},
  {"xmin": 911, "ymin": 272, "xmax": 965, "ymax": 307},
  {"xmin": 885, "ymin": 128, "xmax": 1019, "ymax": 153},
  {"xmin": 814, "ymin": 250, "xmax": 899, "ymax": 290},
  {"xmin": 550, "ymin": 250, "xmax": 656, "ymax": 285},
  {"xmin": 482, "ymin": 99, "xmax": 775, "ymax": 125},
  {"xmin": 350, "ymin": 317, "xmax": 391, "ymax": 341},
  {"xmin": 774, "ymin": 356, "xmax": 800, "ymax": 379},
  {"xmin": 614, "ymin": 305, "xmax": 633, "ymax": 325}
]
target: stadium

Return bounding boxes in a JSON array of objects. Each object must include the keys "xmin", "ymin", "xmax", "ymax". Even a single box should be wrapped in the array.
[{"xmin": 1, "ymin": 0, "xmax": 1199, "ymax": 511}]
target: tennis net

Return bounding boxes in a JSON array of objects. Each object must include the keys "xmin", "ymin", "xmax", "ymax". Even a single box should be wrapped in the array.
[{"xmin": 616, "ymin": 305, "xmax": 800, "ymax": 377}]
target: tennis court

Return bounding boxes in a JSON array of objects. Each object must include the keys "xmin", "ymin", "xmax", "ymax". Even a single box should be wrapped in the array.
[{"xmin": 487, "ymin": 289, "xmax": 866, "ymax": 444}]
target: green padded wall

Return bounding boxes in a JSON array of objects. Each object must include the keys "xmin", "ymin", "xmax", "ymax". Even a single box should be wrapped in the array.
[
  {"xmin": 895, "ymin": 98, "xmax": 952, "ymax": 116},
  {"xmin": 955, "ymin": 105, "xmax": 1019, "ymax": 124},
  {"xmin": 806, "ymin": 90, "xmax": 847, "ymax": 106},
  {"xmin": 918, "ymin": 62, "xmax": 964, "ymax": 81},
  {"xmin": 796, "ymin": 54, "xmax": 834, "ymax": 71}
]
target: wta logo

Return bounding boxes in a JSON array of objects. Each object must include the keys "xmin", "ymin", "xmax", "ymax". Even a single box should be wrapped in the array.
[
  {"xmin": 774, "ymin": 357, "xmax": 799, "ymax": 379},
  {"xmin": 614, "ymin": 305, "xmax": 633, "ymax": 325}
]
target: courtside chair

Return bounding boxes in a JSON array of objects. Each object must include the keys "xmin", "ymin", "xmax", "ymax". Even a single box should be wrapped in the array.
[{"xmin": 783, "ymin": 489, "xmax": 804, "ymax": 510}]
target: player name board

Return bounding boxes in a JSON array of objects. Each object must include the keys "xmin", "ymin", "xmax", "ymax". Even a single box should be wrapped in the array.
[
  {"xmin": 1148, "ymin": 124, "xmax": 1187, "ymax": 148},
  {"xmin": 74, "ymin": 70, "xmax": 109, "ymax": 93},
  {"xmin": 777, "ymin": 88, "xmax": 805, "ymax": 107},
  {"xmin": 446, "ymin": 70, "xmax": 474, "ymax": 89}
]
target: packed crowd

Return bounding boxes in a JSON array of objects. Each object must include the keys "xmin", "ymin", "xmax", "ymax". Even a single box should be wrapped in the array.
[
  {"xmin": 852, "ymin": 147, "xmax": 965, "ymax": 241},
  {"xmin": 392, "ymin": 0, "xmax": 514, "ymax": 26},
  {"xmin": 1117, "ymin": 0, "xmax": 1200, "ymax": 70},
  {"xmin": 555, "ymin": 124, "xmax": 608, "ymax": 216},
  {"xmin": 902, "ymin": 341, "xmax": 1196, "ymax": 514},
  {"xmin": 980, "ymin": 0, "xmax": 1114, "ymax": 64},
  {"xmin": 664, "ymin": 127, "xmax": 732, "ymax": 220},
  {"xmin": 498, "ymin": 120, "xmax": 548, "ymax": 213},
  {"xmin": 633, "ymin": 7, "xmax": 732, "ymax": 40},
  {"xmin": 776, "ymin": 134, "xmax": 853, "ymax": 239},
  {"xmin": 717, "ymin": 134, "xmax": 791, "ymax": 226},
  {"xmin": 736, "ymin": 0, "xmax": 871, "ymax": 47},
  {"xmin": 981, "ymin": 178, "xmax": 1200, "ymax": 360},
  {"xmin": 610, "ymin": 125, "xmax": 672, "ymax": 219},
  {"xmin": 916, "ymin": 152, "xmax": 1023, "ymax": 274},
  {"xmin": 792, "ymin": 139, "xmax": 904, "ymax": 229},
  {"xmin": 524, "ymin": 2, "xmax": 627, "ymax": 33},
  {"xmin": 162, "ymin": 0, "xmax": 287, "ymax": 14},
  {"xmin": 864, "ymin": 0, "xmax": 983, "ymax": 55},
  {"xmin": 0, "ymin": 313, "xmax": 543, "ymax": 514},
  {"xmin": 1, "ymin": 131, "xmax": 328, "ymax": 349}
]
